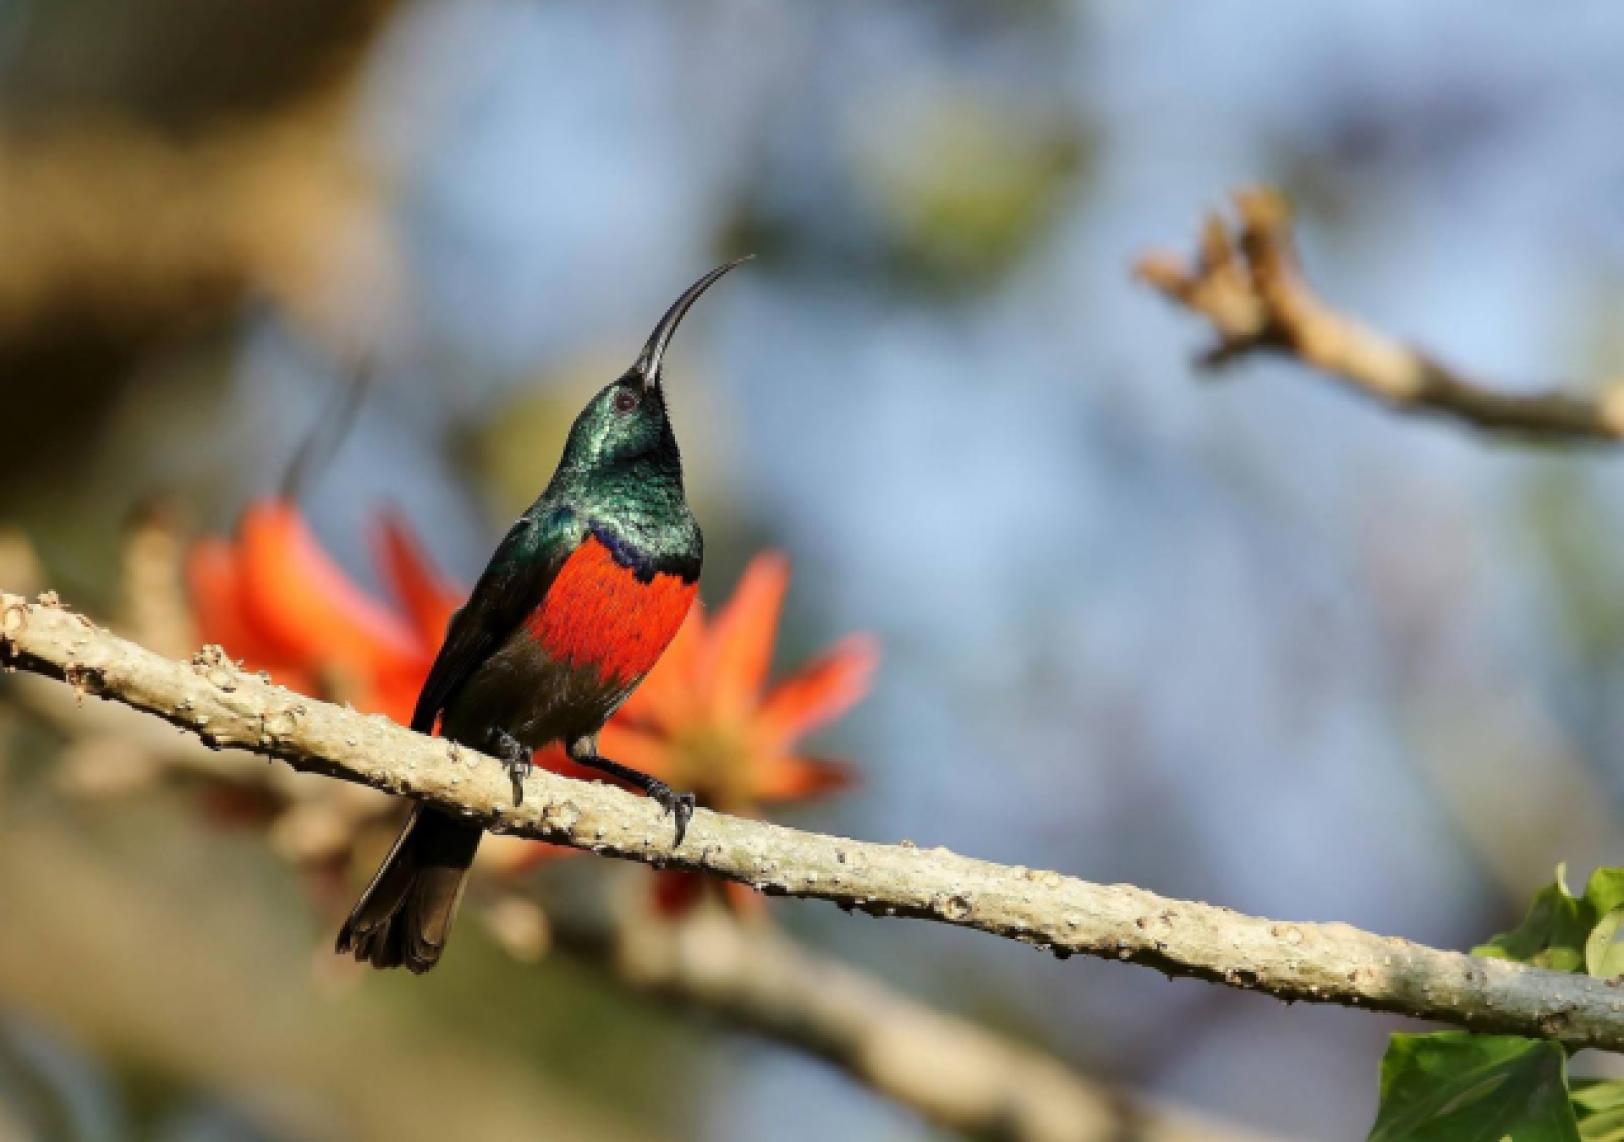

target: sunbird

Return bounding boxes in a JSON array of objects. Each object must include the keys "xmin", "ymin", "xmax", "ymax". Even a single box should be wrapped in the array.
[{"xmin": 338, "ymin": 259, "xmax": 745, "ymax": 972}]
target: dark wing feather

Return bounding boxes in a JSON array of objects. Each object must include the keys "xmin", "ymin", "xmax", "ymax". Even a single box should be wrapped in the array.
[{"xmin": 411, "ymin": 505, "xmax": 582, "ymax": 734}]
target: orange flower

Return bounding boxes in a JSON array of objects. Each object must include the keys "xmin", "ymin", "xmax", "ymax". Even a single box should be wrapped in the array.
[{"xmin": 186, "ymin": 499, "xmax": 460, "ymax": 725}]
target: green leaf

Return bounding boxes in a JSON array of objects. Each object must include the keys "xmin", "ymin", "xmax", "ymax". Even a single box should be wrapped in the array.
[
  {"xmin": 1575, "ymin": 870, "xmax": 1624, "ymax": 979},
  {"xmin": 1572, "ymin": 1080, "xmax": 1624, "ymax": 1112},
  {"xmin": 1584, "ymin": 870, "xmax": 1624, "ymax": 930},
  {"xmin": 1579, "ymin": 1108, "xmax": 1624, "ymax": 1142},
  {"xmin": 1475, "ymin": 869, "xmax": 1591, "ymax": 973},
  {"xmin": 1369, "ymin": 1033, "xmax": 1578, "ymax": 1142},
  {"xmin": 1585, "ymin": 909, "xmax": 1624, "ymax": 980},
  {"xmin": 1585, "ymin": 870, "xmax": 1624, "ymax": 981},
  {"xmin": 1573, "ymin": 1080, "xmax": 1624, "ymax": 1141}
]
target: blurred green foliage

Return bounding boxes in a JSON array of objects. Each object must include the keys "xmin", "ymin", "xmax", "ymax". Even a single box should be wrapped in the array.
[
  {"xmin": 1522, "ymin": 467, "xmax": 1624, "ymax": 676},
  {"xmin": 854, "ymin": 91, "xmax": 1090, "ymax": 292}
]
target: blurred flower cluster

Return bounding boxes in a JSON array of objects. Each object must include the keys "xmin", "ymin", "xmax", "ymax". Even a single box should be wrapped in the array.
[
  {"xmin": 188, "ymin": 499, "xmax": 458, "ymax": 726},
  {"xmin": 186, "ymin": 497, "xmax": 877, "ymax": 917}
]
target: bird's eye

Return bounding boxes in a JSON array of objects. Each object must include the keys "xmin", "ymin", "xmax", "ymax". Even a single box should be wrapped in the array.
[{"xmin": 613, "ymin": 388, "xmax": 640, "ymax": 414}]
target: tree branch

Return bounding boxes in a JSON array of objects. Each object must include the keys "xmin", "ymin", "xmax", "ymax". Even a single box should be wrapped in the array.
[
  {"xmin": 545, "ymin": 896, "xmax": 1262, "ymax": 1142},
  {"xmin": 1135, "ymin": 187, "xmax": 1624, "ymax": 442},
  {"xmin": 7, "ymin": 591, "xmax": 1624, "ymax": 1052}
]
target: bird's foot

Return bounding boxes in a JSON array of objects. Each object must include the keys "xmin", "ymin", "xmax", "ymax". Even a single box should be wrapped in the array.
[
  {"xmin": 492, "ymin": 729, "xmax": 533, "ymax": 806},
  {"xmin": 565, "ymin": 745, "xmax": 696, "ymax": 848},
  {"xmin": 647, "ymin": 780, "xmax": 697, "ymax": 847}
]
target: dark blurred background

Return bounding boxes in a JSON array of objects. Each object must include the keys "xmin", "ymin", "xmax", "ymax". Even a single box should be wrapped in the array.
[{"xmin": 6, "ymin": 1, "xmax": 1624, "ymax": 1139}]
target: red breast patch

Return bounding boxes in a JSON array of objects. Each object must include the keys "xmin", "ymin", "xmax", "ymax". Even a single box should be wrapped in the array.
[{"xmin": 524, "ymin": 536, "xmax": 697, "ymax": 684}]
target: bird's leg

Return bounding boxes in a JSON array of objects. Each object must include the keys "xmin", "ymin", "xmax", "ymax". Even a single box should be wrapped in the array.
[
  {"xmin": 489, "ymin": 728, "xmax": 533, "ymax": 807},
  {"xmin": 567, "ymin": 736, "xmax": 696, "ymax": 847}
]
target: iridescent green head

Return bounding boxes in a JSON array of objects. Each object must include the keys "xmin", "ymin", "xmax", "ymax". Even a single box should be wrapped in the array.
[{"xmin": 557, "ymin": 258, "xmax": 748, "ymax": 475}]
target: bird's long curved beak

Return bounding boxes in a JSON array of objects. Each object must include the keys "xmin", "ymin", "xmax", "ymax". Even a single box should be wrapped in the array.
[{"xmin": 633, "ymin": 255, "xmax": 752, "ymax": 389}]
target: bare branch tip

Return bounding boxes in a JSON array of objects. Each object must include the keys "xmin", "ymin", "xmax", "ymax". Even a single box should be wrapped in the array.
[
  {"xmin": 1198, "ymin": 212, "xmax": 1235, "ymax": 272},
  {"xmin": 1133, "ymin": 252, "xmax": 1191, "ymax": 295},
  {"xmin": 1234, "ymin": 185, "xmax": 1292, "ymax": 232},
  {"xmin": 1146, "ymin": 184, "xmax": 1624, "ymax": 445}
]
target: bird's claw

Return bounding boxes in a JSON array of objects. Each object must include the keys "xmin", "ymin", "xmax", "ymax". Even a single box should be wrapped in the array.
[
  {"xmin": 649, "ymin": 780, "xmax": 696, "ymax": 847},
  {"xmin": 492, "ymin": 730, "xmax": 533, "ymax": 807},
  {"xmin": 504, "ymin": 755, "xmax": 531, "ymax": 807}
]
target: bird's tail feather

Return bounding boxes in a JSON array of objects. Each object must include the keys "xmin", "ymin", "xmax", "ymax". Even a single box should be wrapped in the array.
[{"xmin": 336, "ymin": 804, "xmax": 481, "ymax": 973}]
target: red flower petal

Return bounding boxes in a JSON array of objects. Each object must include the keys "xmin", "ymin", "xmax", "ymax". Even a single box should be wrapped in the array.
[
  {"xmin": 372, "ymin": 670, "xmax": 429, "ymax": 728},
  {"xmin": 724, "ymin": 880, "xmax": 766, "ymax": 916},
  {"xmin": 186, "ymin": 538, "xmax": 318, "ymax": 693},
  {"xmin": 757, "ymin": 634, "xmax": 879, "ymax": 750},
  {"xmin": 652, "ymin": 870, "xmax": 706, "ymax": 916},
  {"xmin": 700, "ymin": 552, "xmax": 788, "ymax": 722},
  {"xmin": 651, "ymin": 871, "xmax": 766, "ymax": 917},
  {"xmin": 186, "ymin": 539, "xmax": 264, "ymax": 659},
  {"xmin": 753, "ymin": 755, "xmax": 858, "ymax": 803},
  {"xmin": 372, "ymin": 509, "xmax": 463, "ymax": 651},
  {"xmin": 595, "ymin": 724, "xmax": 674, "ymax": 781},
  {"xmin": 236, "ymin": 500, "xmax": 423, "ymax": 678}
]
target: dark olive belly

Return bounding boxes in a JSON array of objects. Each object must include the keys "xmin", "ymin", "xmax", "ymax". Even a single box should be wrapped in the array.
[{"xmin": 438, "ymin": 629, "xmax": 638, "ymax": 751}]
